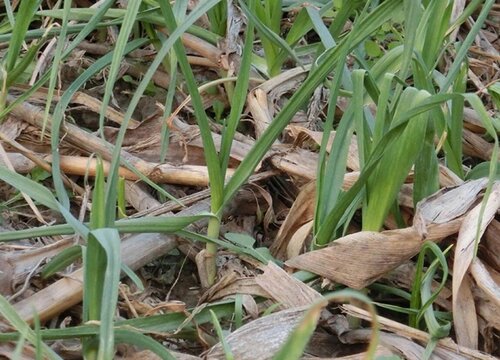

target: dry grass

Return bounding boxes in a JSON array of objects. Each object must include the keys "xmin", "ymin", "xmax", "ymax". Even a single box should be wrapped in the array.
[{"xmin": 0, "ymin": 1, "xmax": 499, "ymax": 359}]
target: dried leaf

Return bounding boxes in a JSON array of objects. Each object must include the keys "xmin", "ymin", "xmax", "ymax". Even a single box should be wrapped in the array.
[
  {"xmin": 302, "ymin": 345, "xmax": 394, "ymax": 360},
  {"xmin": 452, "ymin": 182, "xmax": 500, "ymax": 348},
  {"xmin": 415, "ymin": 178, "xmax": 488, "ymax": 226},
  {"xmin": 206, "ymin": 307, "xmax": 308, "ymax": 360},
  {"xmin": 286, "ymin": 220, "xmax": 313, "ymax": 259},
  {"xmin": 0, "ymin": 117, "xmax": 28, "ymax": 141},
  {"xmin": 453, "ymin": 274, "xmax": 478, "ymax": 349},
  {"xmin": 383, "ymin": 263, "xmax": 452, "ymax": 311},
  {"xmin": 199, "ymin": 270, "xmax": 268, "ymax": 304},
  {"xmin": 240, "ymin": 294, "xmax": 259, "ymax": 319},
  {"xmin": 271, "ymin": 181, "xmax": 315, "ymax": 259},
  {"xmin": 341, "ymin": 329, "xmax": 434, "ymax": 360},
  {"xmin": 286, "ymin": 229, "xmax": 422, "ymax": 289},
  {"xmin": 285, "ymin": 126, "xmax": 360, "ymax": 171},
  {"xmin": 118, "ymin": 349, "xmax": 201, "ymax": 360},
  {"xmin": 470, "ymin": 258, "xmax": 500, "ymax": 308},
  {"xmin": 482, "ymin": 219, "xmax": 500, "ymax": 269},
  {"xmin": 248, "ymin": 88, "xmax": 273, "ymax": 138},
  {"xmin": 286, "ymin": 181, "xmax": 490, "ymax": 288},
  {"xmin": 476, "ymin": 294, "xmax": 500, "ymax": 331},
  {"xmin": 255, "ymin": 262, "xmax": 322, "ymax": 309},
  {"xmin": 341, "ymin": 305, "xmax": 497, "ymax": 360}
]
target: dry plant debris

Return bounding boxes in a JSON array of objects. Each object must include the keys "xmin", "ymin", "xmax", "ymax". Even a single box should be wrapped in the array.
[{"xmin": 0, "ymin": 1, "xmax": 499, "ymax": 359}]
